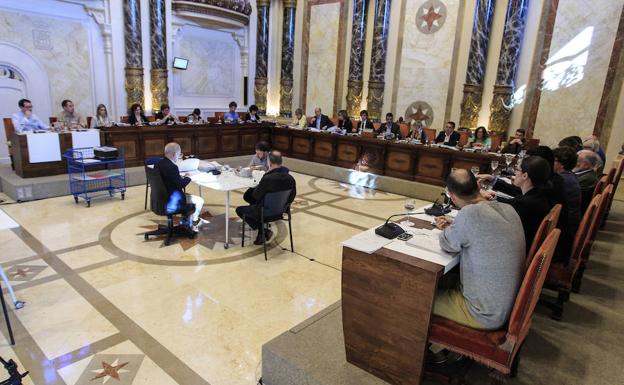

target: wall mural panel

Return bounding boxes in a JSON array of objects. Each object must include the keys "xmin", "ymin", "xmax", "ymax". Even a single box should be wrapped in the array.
[{"xmin": 0, "ymin": 9, "xmax": 94, "ymax": 118}]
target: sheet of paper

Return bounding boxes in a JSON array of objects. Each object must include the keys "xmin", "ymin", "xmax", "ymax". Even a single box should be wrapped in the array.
[
  {"xmin": 0, "ymin": 209, "xmax": 19, "ymax": 230},
  {"xmin": 342, "ymin": 228, "xmax": 393, "ymax": 254},
  {"xmin": 71, "ymin": 129, "xmax": 101, "ymax": 149},
  {"xmin": 27, "ymin": 132, "xmax": 61, "ymax": 163},
  {"xmin": 385, "ymin": 238, "xmax": 459, "ymax": 273}
]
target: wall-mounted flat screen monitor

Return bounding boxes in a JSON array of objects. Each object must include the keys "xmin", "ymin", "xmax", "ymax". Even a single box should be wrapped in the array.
[{"xmin": 173, "ymin": 57, "xmax": 188, "ymax": 70}]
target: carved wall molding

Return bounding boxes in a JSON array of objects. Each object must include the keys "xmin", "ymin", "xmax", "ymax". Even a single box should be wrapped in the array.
[{"xmin": 173, "ymin": 0, "xmax": 251, "ymax": 26}]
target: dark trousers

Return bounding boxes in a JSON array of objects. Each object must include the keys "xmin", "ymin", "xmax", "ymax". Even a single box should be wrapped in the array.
[
  {"xmin": 236, "ymin": 205, "xmax": 261, "ymax": 230},
  {"xmin": 243, "ymin": 188, "xmax": 256, "ymax": 205}
]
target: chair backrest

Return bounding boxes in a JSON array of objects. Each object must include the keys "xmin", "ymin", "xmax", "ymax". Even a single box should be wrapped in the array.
[
  {"xmin": 87, "ymin": 116, "xmax": 92, "ymax": 128},
  {"xmin": 399, "ymin": 123, "xmax": 409, "ymax": 138},
  {"xmin": 566, "ymin": 194, "xmax": 600, "ymax": 274},
  {"xmin": 144, "ymin": 157, "xmax": 162, "ymax": 167},
  {"xmin": 504, "ymin": 229, "xmax": 560, "ymax": 353},
  {"xmin": 331, "ymin": 116, "xmax": 338, "ymax": 126},
  {"xmin": 145, "ymin": 166, "xmax": 170, "ymax": 216},
  {"xmin": 120, "ymin": 115, "xmax": 129, "ymax": 123},
  {"xmin": 3, "ymin": 118, "xmax": 14, "ymax": 142},
  {"xmin": 526, "ymin": 138, "xmax": 540, "ymax": 149},
  {"xmin": 214, "ymin": 111, "xmax": 225, "ymax": 120},
  {"xmin": 526, "ymin": 204, "xmax": 562, "ymax": 270},
  {"xmin": 612, "ymin": 157, "xmax": 623, "ymax": 194},
  {"xmin": 592, "ymin": 175, "xmax": 608, "ymax": 199},
  {"xmin": 490, "ymin": 132, "xmax": 503, "ymax": 151},
  {"xmin": 179, "ymin": 115, "xmax": 188, "ymax": 123},
  {"xmin": 147, "ymin": 115, "xmax": 156, "ymax": 123},
  {"xmin": 262, "ymin": 189, "xmax": 293, "ymax": 218},
  {"xmin": 585, "ymin": 184, "xmax": 613, "ymax": 254},
  {"xmin": 373, "ymin": 122, "xmax": 381, "ymax": 131},
  {"xmin": 458, "ymin": 130, "xmax": 470, "ymax": 147},
  {"xmin": 207, "ymin": 116, "xmax": 219, "ymax": 124},
  {"xmin": 423, "ymin": 128, "xmax": 436, "ymax": 142},
  {"xmin": 49, "ymin": 116, "xmax": 58, "ymax": 124}
]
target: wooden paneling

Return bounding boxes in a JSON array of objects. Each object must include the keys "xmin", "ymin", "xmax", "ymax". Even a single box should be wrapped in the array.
[
  {"xmin": 221, "ymin": 134, "xmax": 239, "ymax": 153},
  {"xmin": 171, "ymin": 136, "xmax": 193, "ymax": 154},
  {"xmin": 144, "ymin": 138, "xmax": 166, "ymax": 158},
  {"xmin": 336, "ymin": 142, "xmax": 358, "ymax": 163},
  {"xmin": 273, "ymin": 134, "xmax": 291, "ymax": 152},
  {"xmin": 415, "ymin": 152, "xmax": 446, "ymax": 184},
  {"xmin": 197, "ymin": 134, "xmax": 218, "ymax": 156},
  {"xmin": 313, "ymin": 139, "xmax": 334, "ymax": 162},
  {"xmin": 241, "ymin": 133, "xmax": 258, "ymax": 151},
  {"xmin": 292, "ymin": 136, "xmax": 312, "ymax": 157}
]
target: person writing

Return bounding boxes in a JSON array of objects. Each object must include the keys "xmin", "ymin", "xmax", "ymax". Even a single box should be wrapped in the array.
[
  {"xmin": 244, "ymin": 105, "xmax": 262, "ymax": 123},
  {"xmin": 433, "ymin": 169, "xmax": 525, "ymax": 334},
  {"xmin": 407, "ymin": 121, "xmax": 428, "ymax": 143},
  {"xmin": 155, "ymin": 104, "xmax": 180, "ymax": 125},
  {"xmin": 374, "ymin": 112, "xmax": 402, "ymax": 139},
  {"xmin": 223, "ymin": 101, "xmax": 240, "ymax": 123},
  {"xmin": 292, "ymin": 108, "xmax": 307, "ymax": 128},
  {"xmin": 155, "ymin": 142, "xmax": 206, "ymax": 232},
  {"xmin": 90, "ymin": 104, "xmax": 114, "ymax": 128},
  {"xmin": 11, "ymin": 98, "xmax": 49, "ymax": 133},
  {"xmin": 468, "ymin": 126, "xmax": 491, "ymax": 150},
  {"xmin": 128, "ymin": 104, "xmax": 148, "ymax": 126},
  {"xmin": 248, "ymin": 141, "xmax": 271, "ymax": 171},
  {"xmin": 236, "ymin": 151, "xmax": 296, "ymax": 245},
  {"xmin": 58, "ymin": 99, "xmax": 85, "ymax": 129},
  {"xmin": 308, "ymin": 107, "xmax": 332, "ymax": 130},
  {"xmin": 187, "ymin": 108, "xmax": 203, "ymax": 124},
  {"xmin": 434, "ymin": 121, "xmax": 460, "ymax": 146},
  {"xmin": 337, "ymin": 110, "xmax": 352, "ymax": 132}
]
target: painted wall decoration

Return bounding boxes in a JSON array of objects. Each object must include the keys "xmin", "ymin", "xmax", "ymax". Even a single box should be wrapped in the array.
[
  {"xmin": 416, "ymin": 0, "xmax": 447, "ymax": 34},
  {"xmin": 404, "ymin": 101, "xmax": 434, "ymax": 128}
]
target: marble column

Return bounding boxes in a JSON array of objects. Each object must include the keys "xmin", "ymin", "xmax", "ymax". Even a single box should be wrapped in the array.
[
  {"xmin": 254, "ymin": 0, "xmax": 270, "ymax": 114},
  {"xmin": 459, "ymin": 0, "xmax": 497, "ymax": 129},
  {"xmin": 488, "ymin": 0, "xmax": 529, "ymax": 133},
  {"xmin": 366, "ymin": 0, "xmax": 392, "ymax": 121},
  {"xmin": 124, "ymin": 0, "xmax": 144, "ymax": 110},
  {"xmin": 346, "ymin": 0, "xmax": 370, "ymax": 118},
  {"xmin": 280, "ymin": 0, "xmax": 297, "ymax": 117},
  {"xmin": 150, "ymin": 0, "xmax": 168, "ymax": 112}
]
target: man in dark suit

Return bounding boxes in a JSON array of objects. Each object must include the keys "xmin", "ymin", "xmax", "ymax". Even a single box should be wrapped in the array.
[
  {"xmin": 236, "ymin": 151, "xmax": 296, "ymax": 244},
  {"xmin": 374, "ymin": 112, "xmax": 402, "ymax": 139},
  {"xmin": 357, "ymin": 110, "xmax": 374, "ymax": 133},
  {"xmin": 434, "ymin": 121, "xmax": 460, "ymax": 146},
  {"xmin": 308, "ymin": 107, "xmax": 332, "ymax": 130},
  {"xmin": 574, "ymin": 149, "xmax": 600, "ymax": 212},
  {"xmin": 501, "ymin": 129, "xmax": 526, "ymax": 154},
  {"xmin": 155, "ymin": 142, "xmax": 205, "ymax": 231}
]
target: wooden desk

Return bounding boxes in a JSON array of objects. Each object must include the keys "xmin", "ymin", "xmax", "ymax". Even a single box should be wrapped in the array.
[{"xmin": 342, "ymin": 218, "xmax": 447, "ymax": 385}]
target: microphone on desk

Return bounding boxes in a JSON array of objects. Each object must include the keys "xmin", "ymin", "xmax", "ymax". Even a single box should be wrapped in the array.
[{"xmin": 375, "ymin": 212, "xmax": 425, "ymax": 239}]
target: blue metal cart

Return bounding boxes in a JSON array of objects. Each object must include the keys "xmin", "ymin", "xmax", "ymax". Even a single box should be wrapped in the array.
[{"xmin": 64, "ymin": 147, "xmax": 126, "ymax": 207}]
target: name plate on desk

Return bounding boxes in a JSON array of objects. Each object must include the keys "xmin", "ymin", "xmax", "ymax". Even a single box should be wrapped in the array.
[
  {"xmin": 71, "ymin": 129, "xmax": 101, "ymax": 149},
  {"xmin": 26, "ymin": 132, "xmax": 61, "ymax": 163}
]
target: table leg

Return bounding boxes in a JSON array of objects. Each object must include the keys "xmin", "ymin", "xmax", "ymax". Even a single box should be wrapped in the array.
[
  {"xmin": 199, "ymin": 185, "xmax": 202, "ymax": 198},
  {"xmin": 224, "ymin": 190, "xmax": 229, "ymax": 249}
]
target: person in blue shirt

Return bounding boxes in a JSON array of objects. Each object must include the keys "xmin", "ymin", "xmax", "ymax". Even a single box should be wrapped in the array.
[
  {"xmin": 223, "ymin": 101, "xmax": 240, "ymax": 123},
  {"xmin": 11, "ymin": 98, "xmax": 49, "ymax": 133}
]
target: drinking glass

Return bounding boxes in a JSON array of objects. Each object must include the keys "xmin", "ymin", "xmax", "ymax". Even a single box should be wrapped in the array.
[
  {"xmin": 491, "ymin": 160, "xmax": 499, "ymax": 173},
  {"xmin": 504, "ymin": 154, "xmax": 515, "ymax": 173},
  {"xmin": 471, "ymin": 166, "xmax": 480, "ymax": 176},
  {"xmin": 401, "ymin": 199, "xmax": 416, "ymax": 227}
]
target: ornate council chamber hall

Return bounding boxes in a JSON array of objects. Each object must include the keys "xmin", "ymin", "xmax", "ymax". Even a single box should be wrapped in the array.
[{"xmin": 0, "ymin": 1, "xmax": 623, "ymax": 385}]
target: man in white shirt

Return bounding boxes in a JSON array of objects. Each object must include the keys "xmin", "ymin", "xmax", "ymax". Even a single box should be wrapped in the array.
[{"xmin": 11, "ymin": 99, "xmax": 49, "ymax": 133}]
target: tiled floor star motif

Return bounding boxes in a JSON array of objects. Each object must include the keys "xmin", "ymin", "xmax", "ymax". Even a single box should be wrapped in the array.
[
  {"xmin": 5, "ymin": 264, "xmax": 47, "ymax": 282},
  {"xmin": 75, "ymin": 354, "xmax": 144, "ymax": 385}
]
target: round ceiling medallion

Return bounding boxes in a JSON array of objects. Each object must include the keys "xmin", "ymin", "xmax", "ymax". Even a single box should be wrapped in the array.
[{"xmin": 416, "ymin": 0, "xmax": 447, "ymax": 34}]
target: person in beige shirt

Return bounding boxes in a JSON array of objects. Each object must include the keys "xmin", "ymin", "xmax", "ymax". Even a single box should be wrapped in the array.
[
  {"xmin": 292, "ymin": 108, "xmax": 307, "ymax": 129},
  {"xmin": 58, "ymin": 99, "xmax": 85, "ymax": 129}
]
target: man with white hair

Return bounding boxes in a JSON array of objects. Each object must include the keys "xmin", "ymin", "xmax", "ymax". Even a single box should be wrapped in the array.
[
  {"xmin": 574, "ymin": 149, "xmax": 599, "ymax": 212},
  {"xmin": 582, "ymin": 135, "xmax": 606, "ymax": 173},
  {"xmin": 155, "ymin": 142, "xmax": 206, "ymax": 231}
]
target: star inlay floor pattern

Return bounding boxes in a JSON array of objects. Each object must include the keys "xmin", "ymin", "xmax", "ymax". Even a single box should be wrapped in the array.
[
  {"xmin": 76, "ymin": 354, "xmax": 144, "ymax": 385},
  {"xmin": 5, "ymin": 264, "xmax": 47, "ymax": 282}
]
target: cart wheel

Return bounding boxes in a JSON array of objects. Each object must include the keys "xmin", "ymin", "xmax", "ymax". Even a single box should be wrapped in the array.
[
  {"xmin": 121, "ymin": 193, "xmax": 125, "ymax": 200},
  {"xmin": 144, "ymin": 234, "xmax": 149, "ymax": 240},
  {"xmin": 74, "ymin": 196, "xmax": 78, "ymax": 204},
  {"xmin": 224, "ymin": 243, "xmax": 229, "ymax": 249},
  {"xmin": 109, "ymin": 190, "xmax": 114, "ymax": 197},
  {"xmin": 164, "ymin": 239, "xmax": 170, "ymax": 246},
  {"xmin": 86, "ymin": 200, "xmax": 91, "ymax": 208}
]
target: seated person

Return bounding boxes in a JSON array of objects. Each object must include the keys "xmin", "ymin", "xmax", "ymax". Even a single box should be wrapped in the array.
[
  {"xmin": 407, "ymin": 121, "xmax": 428, "ymax": 143},
  {"xmin": 552, "ymin": 146, "xmax": 582, "ymax": 263},
  {"xmin": 243, "ymin": 149, "xmax": 290, "ymax": 203},
  {"xmin": 433, "ymin": 169, "xmax": 525, "ymax": 332},
  {"xmin": 469, "ymin": 126, "xmax": 491, "ymax": 150},
  {"xmin": 236, "ymin": 151, "xmax": 296, "ymax": 245},
  {"xmin": 223, "ymin": 101, "xmax": 240, "ymax": 123},
  {"xmin": 434, "ymin": 121, "xmax": 460, "ymax": 146},
  {"xmin": 90, "ymin": 104, "xmax": 114, "ymax": 128},
  {"xmin": 483, "ymin": 156, "xmax": 553, "ymax": 253},
  {"xmin": 337, "ymin": 110, "xmax": 352, "ymax": 132},
  {"xmin": 374, "ymin": 112, "xmax": 402, "ymax": 139},
  {"xmin": 249, "ymin": 141, "xmax": 271, "ymax": 171},
  {"xmin": 187, "ymin": 108, "xmax": 203, "ymax": 124},
  {"xmin": 574, "ymin": 150, "xmax": 600, "ymax": 212},
  {"xmin": 155, "ymin": 104, "xmax": 180, "ymax": 125},
  {"xmin": 582, "ymin": 135, "xmax": 606, "ymax": 170},
  {"xmin": 356, "ymin": 110, "xmax": 374, "ymax": 133},
  {"xmin": 244, "ymin": 105, "xmax": 262, "ymax": 123},
  {"xmin": 155, "ymin": 142, "xmax": 206, "ymax": 231},
  {"xmin": 11, "ymin": 98, "xmax": 49, "ymax": 133},
  {"xmin": 308, "ymin": 107, "xmax": 332, "ymax": 130},
  {"xmin": 292, "ymin": 108, "xmax": 307, "ymax": 128},
  {"xmin": 501, "ymin": 129, "xmax": 526, "ymax": 154},
  {"xmin": 558, "ymin": 136, "xmax": 583, "ymax": 152},
  {"xmin": 128, "ymin": 103, "xmax": 148, "ymax": 126},
  {"xmin": 58, "ymin": 99, "xmax": 85, "ymax": 129}
]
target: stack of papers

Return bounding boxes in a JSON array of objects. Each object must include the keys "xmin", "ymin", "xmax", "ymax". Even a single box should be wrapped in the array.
[{"xmin": 342, "ymin": 229, "xmax": 392, "ymax": 254}]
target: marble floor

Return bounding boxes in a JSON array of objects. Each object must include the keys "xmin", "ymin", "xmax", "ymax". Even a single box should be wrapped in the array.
[{"xmin": 0, "ymin": 171, "xmax": 622, "ymax": 385}]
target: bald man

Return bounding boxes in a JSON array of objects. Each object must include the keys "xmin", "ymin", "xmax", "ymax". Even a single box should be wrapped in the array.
[
  {"xmin": 155, "ymin": 142, "xmax": 206, "ymax": 231},
  {"xmin": 308, "ymin": 107, "xmax": 332, "ymax": 130}
]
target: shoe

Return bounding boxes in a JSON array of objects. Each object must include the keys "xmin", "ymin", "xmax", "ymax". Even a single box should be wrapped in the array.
[
  {"xmin": 192, "ymin": 218, "xmax": 209, "ymax": 232},
  {"xmin": 14, "ymin": 301, "xmax": 25, "ymax": 310},
  {"xmin": 427, "ymin": 350, "xmax": 449, "ymax": 365},
  {"xmin": 264, "ymin": 229, "xmax": 273, "ymax": 241},
  {"xmin": 253, "ymin": 232, "xmax": 264, "ymax": 245}
]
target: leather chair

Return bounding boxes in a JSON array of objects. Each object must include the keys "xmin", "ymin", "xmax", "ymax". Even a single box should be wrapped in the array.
[
  {"xmin": 87, "ymin": 116, "xmax": 92, "ymax": 128},
  {"xmin": 49, "ymin": 117, "xmax": 57, "ymax": 125},
  {"xmin": 423, "ymin": 128, "xmax": 436, "ymax": 144},
  {"xmin": 428, "ymin": 229, "xmax": 560, "ymax": 384},
  {"xmin": 143, "ymin": 166, "xmax": 196, "ymax": 246},
  {"xmin": 399, "ymin": 123, "xmax": 409, "ymax": 139},
  {"xmin": 241, "ymin": 189, "xmax": 294, "ymax": 261},
  {"xmin": 179, "ymin": 116, "xmax": 188, "ymax": 123},
  {"xmin": 526, "ymin": 204, "xmax": 561, "ymax": 270},
  {"xmin": 143, "ymin": 157, "xmax": 163, "ymax": 210},
  {"xmin": 458, "ymin": 130, "xmax": 470, "ymax": 147},
  {"xmin": 214, "ymin": 112, "xmax": 225, "ymax": 121},
  {"xmin": 3, "ymin": 118, "xmax": 15, "ymax": 170},
  {"xmin": 572, "ymin": 184, "xmax": 613, "ymax": 293},
  {"xmin": 543, "ymin": 194, "xmax": 600, "ymax": 320}
]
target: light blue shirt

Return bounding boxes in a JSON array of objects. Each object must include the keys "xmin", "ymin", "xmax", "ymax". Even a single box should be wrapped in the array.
[
  {"xmin": 11, "ymin": 111, "xmax": 49, "ymax": 133},
  {"xmin": 316, "ymin": 117, "xmax": 321, "ymax": 130},
  {"xmin": 223, "ymin": 111, "xmax": 239, "ymax": 123}
]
